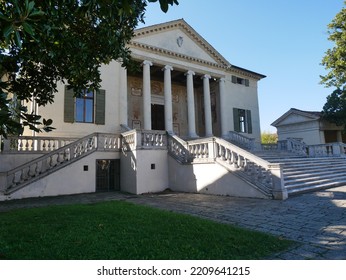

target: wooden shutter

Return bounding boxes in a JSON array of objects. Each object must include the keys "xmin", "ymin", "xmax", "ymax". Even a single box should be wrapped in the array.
[
  {"xmin": 231, "ymin": 75, "xmax": 237, "ymax": 84},
  {"xmin": 245, "ymin": 79, "xmax": 250, "ymax": 87},
  {"xmin": 64, "ymin": 86, "xmax": 75, "ymax": 123},
  {"xmin": 233, "ymin": 108, "xmax": 240, "ymax": 132},
  {"xmin": 246, "ymin": 110, "xmax": 252, "ymax": 134},
  {"xmin": 95, "ymin": 89, "xmax": 105, "ymax": 125}
]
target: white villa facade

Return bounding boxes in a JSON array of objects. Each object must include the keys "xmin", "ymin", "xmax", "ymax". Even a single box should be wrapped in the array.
[{"xmin": 2, "ymin": 20, "xmax": 292, "ymax": 201}]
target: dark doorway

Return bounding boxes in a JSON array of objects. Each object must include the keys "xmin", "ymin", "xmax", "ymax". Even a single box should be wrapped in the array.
[
  {"xmin": 324, "ymin": 131, "xmax": 338, "ymax": 143},
  {"xmin": 96, "ymin": 159, "xmax": 120, "ymax": 192},
  {"xmin": 151, "ymin": 104, "xmax": 165, "ymax": 130}
]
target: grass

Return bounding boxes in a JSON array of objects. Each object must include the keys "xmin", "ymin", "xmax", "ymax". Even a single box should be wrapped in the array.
[{"xmin": 0, "ymin": 200, "xmax": 294, "ymax": 259}]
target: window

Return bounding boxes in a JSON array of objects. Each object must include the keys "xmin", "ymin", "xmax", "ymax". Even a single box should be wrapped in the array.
[
  {"xmin": 64, "ymin": 86, "xmax": 105, "ymax": 124},
  {"xmin": 76, "ymin": 90, "xmax": 94, "ymax": 123},
  {"xmin": 231, "ymin": 75, "xmax": 249, "ymax": 87},
  {"xmin": 233, "ymin": 108, "xmax": 252, "ymax": 134}
]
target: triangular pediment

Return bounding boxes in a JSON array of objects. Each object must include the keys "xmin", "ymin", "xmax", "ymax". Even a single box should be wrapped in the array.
[
  {"xmin": 130, "ymin": 19, "xmax": 230, "ymax": 68},
  {"xmin": 272, "ymin": 108, "xmax": 321, "ymax": 127}
]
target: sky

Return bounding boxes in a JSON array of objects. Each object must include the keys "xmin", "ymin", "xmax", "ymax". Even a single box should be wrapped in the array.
[{"xmin": 138, "ymin": 0, "xmax": 345, "ymax": 133}]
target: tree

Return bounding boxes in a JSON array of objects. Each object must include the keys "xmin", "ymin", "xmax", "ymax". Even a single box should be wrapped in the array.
[
  {"xmin": 322, "ymin": 88, "xmax": 346, "ymax": 127},
  {"xmin": 0, "ymin": 0, "xmax": 178, "ymax": 137},
  {"xmin": 261, "ymin": 131, "xmax": 278, "ymax": 144},
  {"xmin": 321, "ymin": 1, "xmax": 346, "ymax": 89},
  {"xmin": 320, "ymin": 2, "xmax": 346, "ymax": 127}
]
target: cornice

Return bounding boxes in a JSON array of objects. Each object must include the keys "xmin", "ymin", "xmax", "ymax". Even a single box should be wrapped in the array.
[{"xmin": 130, "ymin": 41, "xmax": 265, "ymax": 80}]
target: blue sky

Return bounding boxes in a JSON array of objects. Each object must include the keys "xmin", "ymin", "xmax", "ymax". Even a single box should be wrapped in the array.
[{"xmin": 139, "ymin": 0, "xmax": 344, "ymax": 133}]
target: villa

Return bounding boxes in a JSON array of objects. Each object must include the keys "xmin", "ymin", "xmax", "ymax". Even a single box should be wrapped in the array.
[{"xmin": 1, "ymin": 19, "xmax": 345, "ymax": 201}]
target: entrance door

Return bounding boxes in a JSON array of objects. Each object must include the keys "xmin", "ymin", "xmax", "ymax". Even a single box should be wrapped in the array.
[
  {"xmin": 96, "ymin": 159, "xmax": 120, "ymax": 192},
  {"xmin": 151, "ymin": 104, "xmax": 165, "ymax": 130}
]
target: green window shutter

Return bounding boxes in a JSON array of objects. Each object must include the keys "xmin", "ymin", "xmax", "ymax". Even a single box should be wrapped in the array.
[
  {"xmin": 95, "ymin": 89, "xmax": 105, "ymax": 125},
  {"xmin": 231, "ymin": 75, "xmax": 237, "ymax": 84},
  {"xmin": 64, "ymin": 86, "xmax": 75, "ymax": 123},
  {"xmin": 245, "ymin": 79, "xmax": 249, "ymax": 87},
  {"xmin": 246, "ymin": 110, "xmax": 252, "ymax": 134},
  {"xmin": 233, "ymin": 108, "xmax": 240, "ymax": 132}
]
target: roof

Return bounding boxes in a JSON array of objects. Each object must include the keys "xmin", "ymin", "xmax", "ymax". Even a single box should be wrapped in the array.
[{"xmin": 271, "ymin": 108, "xmax": 322, "ymax": 127}]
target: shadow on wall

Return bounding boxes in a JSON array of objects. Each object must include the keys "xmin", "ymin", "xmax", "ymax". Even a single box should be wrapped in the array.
[{"xmin": 167, "ymin": 156, "xmax": 268, "ymax": 199}]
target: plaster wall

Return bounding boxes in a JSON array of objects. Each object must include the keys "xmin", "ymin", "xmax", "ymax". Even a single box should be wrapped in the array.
[
  {"xmin": 277, "ymin": 121, "xmax": 322, "ymax": 145},
  {"xmin": 27, "ymin": 60, "xmax": 123, "ymax": 138},
  {"xmin": 224, "ymin": 75, "xmax": 262, "ymax": 143}
]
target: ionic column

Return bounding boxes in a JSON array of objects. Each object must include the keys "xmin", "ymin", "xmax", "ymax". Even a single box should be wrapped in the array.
[
  {"xmin": 202, "ymin": 74, "xmax": 213, "ymax": 137},
  {"xmin": 163, "ymin": 65, "xmax": 174, "ymax": 133},
  {"xmin": 142, "ymin": 60, "xmax": 152, "ymax": 130},
  {"xmin": 185, "ymin": 70, "xmax": 198, "ymax": 138},
  {"xmin": 119, "ymin": 66, "xmax": 128, "ymax": 126},
  {"xmin": 219, "ymin": 77, "xmax": 228, "ymax": 137}
]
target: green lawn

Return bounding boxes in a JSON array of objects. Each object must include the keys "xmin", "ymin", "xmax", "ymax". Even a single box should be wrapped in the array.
[{"xmin": 0, "ymin": 200, "xmax": 294, "ymax": 259}]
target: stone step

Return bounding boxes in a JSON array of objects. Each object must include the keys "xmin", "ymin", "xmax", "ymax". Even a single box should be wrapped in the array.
[
  {"xmin": 253, "ymin": 149, "xmax": 346, "ymax": 196},
  {"xmin": 285, "ymin": 170, "xmax": 346, "ymax": 185},
  {"xmin": 284, "ymin": 165, "xmax": 346, "ymax": 179},
  {"xmin": 283, "ymin": 162, "xmax": 346, "ymax": 174},
  {"xmin": 287, "ymin": 180, "xmax": 346, "ymax": 196}
]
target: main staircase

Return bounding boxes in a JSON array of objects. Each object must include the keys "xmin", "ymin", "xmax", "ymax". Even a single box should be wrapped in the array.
[
  {"xmin": 2, "ymin": 130, "xmax": 346, "ymax": 200},
  {"xmin": 244, "ymin": 137, "xmax": 346, "ymax": 197},
  {"xmin": 264, "ymin": 154, "xmax": 346, "ymax": 196}
]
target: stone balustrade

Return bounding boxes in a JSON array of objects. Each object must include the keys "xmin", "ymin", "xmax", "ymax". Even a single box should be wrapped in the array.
[
  {"xmin": 306, "ymin": 142, "xmax": 346, "ymax": 157},
  {"xmin": 121, "ymin": 129, "xmax": 167, "ymax": 151},
  {"xmin": 226, "ymin": 131, "xmax": 256, "ymax": 150},
  {"xmin": 2, "ymin": 133, "xmax": 120, "ymax": 195},
  {"xmin": 1, "ymin": 136, "xmax": 79, "ymax": 153},
  {"xmin": 167, "ymin": 134, "xmax": 286, "ymax": 199}
]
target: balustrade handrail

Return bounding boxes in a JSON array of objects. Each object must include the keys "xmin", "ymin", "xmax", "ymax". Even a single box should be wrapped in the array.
[
  {"xmin": 226, "ymin": 131, "xmax": 255, "ymax": 150},
  {"xmin": 167, "ymin": 134, "xmax": 285, "ymax": 199},
  {"xmin": 2, "ymin": 135, "xmax": 80, "ymax": 153},
  {"xmin": 3, "ymin": 133, "xmax": 120, "ymax": 194},
  {"xmin": 121, "ymin": 129, "xmax": 167, "ymax": 150},
  {"xmin": 215, "ymin": 137, "xmax": 276, "ymax": 169}
]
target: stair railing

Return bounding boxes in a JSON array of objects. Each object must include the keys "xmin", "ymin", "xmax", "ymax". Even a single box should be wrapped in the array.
[
  {"xmin": 2, "ymin": 133, "xmax": 120, "ymax": 194},
  {"xmin": 226, "ymin": 131, "xmax": 256, "ymax": 150},
  {"xmin": 1, "ymin": 135, "xmax": 79, "ymax": 153},
  {"xmin": 167, "ymin": 134, "xmax": 287, "ymax": 199}
]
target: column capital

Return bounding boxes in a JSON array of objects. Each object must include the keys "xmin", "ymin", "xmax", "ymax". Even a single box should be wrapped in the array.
[
  {"xmin": 219, "ymin": 77, "xmax": 226, "ymax": 83},
  {"xmin": 162, "ymin": 65, "xmax": 174, "ymax": 71},
  {"xmin": 185, "ymin": 70, "xmax": 195, "ymax": 76},
  {"xmin": 142, "ymin": 60, "xmax": 153, "ymax": 66},
  {"xmin": 202, "ymin": 74, "xmax": 211, "ymax": 80}
]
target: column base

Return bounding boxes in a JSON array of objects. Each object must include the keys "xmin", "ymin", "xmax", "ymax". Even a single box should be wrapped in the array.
[{"xmin": 188, "ymin": 133, "xmax": 199, "ymax": 139}]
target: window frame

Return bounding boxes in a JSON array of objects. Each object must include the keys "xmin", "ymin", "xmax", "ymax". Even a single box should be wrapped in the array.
[{"xmin": 75, "ymin": 90, "xmax": 94, "ymax": 123}]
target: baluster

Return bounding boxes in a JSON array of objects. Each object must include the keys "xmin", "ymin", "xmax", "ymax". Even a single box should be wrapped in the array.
[
  {"xmin": 237, "ymin": 155, "xmax": 243, "ymax": 169},
  {"xmin": 35, "ymin": 161, "xmax": 42, "ymax": 175},
  {"xmin": 13, "ymin": 171, "xmax": 22, "ymax": 185},
  {"xmin": 221, "ymin": 145, "xmax": 226, "ymax": 160},
  {"xmin": 48, "ymin": 140, "xmax": 52, "ymax": 151},
  {"xmin": 225, "ymin": 148, "xmax": 230, "ymax": 164},
  {"xmin": 18, "ymin": 139, "xmax": 23, "ymax": 151},
  {"xmin": 28, "ymin": 163, "xmax": 37, "ymax": 177},
  {"xmin": 42, "ymin": 140, "xmax": 46, "ymax": 151},
  {"xmin": 264, "ymin": 170, "xmax": 272, "ymax": 186},
  {"xmin": 30, "ymin": 140, "xmax": 34, "ymax": 151}
]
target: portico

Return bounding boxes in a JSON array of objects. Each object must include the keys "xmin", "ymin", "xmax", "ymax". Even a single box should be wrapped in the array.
[{"xmin": 125, "ymin": 59, "xmax": 229, "ymax": 139}]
